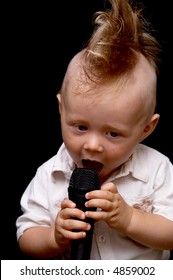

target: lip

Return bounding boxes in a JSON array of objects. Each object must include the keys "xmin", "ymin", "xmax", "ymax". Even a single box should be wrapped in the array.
[{"xmin": 82, "ymin": 159, "xmax": 103, "ymax": 173}]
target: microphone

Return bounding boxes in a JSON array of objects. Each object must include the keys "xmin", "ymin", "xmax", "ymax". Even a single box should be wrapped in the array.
[{"xmin": 68, "ymin": 167, "xmax": 100, "ymax": 260}]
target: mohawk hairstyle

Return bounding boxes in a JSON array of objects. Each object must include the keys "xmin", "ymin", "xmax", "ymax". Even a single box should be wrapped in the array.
[{"xmin": 84, "ymin": 0, "xmax": 161, "ymax": 82}]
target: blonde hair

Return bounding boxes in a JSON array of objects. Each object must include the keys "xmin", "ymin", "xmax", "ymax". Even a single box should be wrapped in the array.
[{"xmin": 84, "ymin": 0, "xmax": 161, "ymax": 82}]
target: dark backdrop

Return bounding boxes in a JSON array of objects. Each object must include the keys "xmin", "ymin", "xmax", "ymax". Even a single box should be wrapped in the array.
[{"xmin": 3, "ymin": 0, "xmax": 172, "ymax": 259}]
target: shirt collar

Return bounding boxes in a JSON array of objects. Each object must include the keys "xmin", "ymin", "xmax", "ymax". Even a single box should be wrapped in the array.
[
  {"xmin": 52, "ymin": 143, "xmax": 75, "ymax": 180},
  {"xmin": 109, "ymin": 145, "xmax": 149, "ymax": 183},
  {"xmin": 52, "ymin": 143, "xmax": 149, "ymax": 183}
]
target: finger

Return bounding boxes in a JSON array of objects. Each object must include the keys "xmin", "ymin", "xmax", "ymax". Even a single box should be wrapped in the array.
[
  {"xmin": 101, "ymin": 182, "xmax": 118, "ymax": 193},
  {"xmin": 59, "ymin": 207, "xmax": 85, "ymax": 220},
  {"xmin": 85, "ymin": 198, "xmax": 114, "ymax": 211},
  {"xmin": 61, "ymin": 228, "xmax": 87, "ymax": 240},
  {"xmin": 86, "ymin": 189, "xmax": 116, "ymax": 202},
  {"xmin": 85, "ymin": 209, "xmax": 108, "ymax": 221},
  {"xmin": 59, "ymin": 219, "xmax": 91, "ymax": 240},
  {"xmin": 61, "ymin": 198, "xmax": 76, "ymax": 209},
  {"xmin": 62, "ymin": 218, "xmax": 91, "ymax": 231}
]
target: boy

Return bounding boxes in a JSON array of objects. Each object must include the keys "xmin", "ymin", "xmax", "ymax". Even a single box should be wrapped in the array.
[{"xmin": 16, "ymin": 0, "xmax": 173, "ymax": 259}]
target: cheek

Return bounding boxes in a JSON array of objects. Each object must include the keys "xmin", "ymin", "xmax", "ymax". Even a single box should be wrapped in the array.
[
  {"xmin": 63, "ymin": 136, "xmax": 81, "ymax": 157},
  {"xmin": 60, "ymin": 121, "xmax": 73, "ymax": 144},
  {"xmin": 64, "ymin": 142, "xmax": 81, "ymax": 166},
  {"xmin": 107, "ymin": 145, "xmax": 133, "ymax": 164}
]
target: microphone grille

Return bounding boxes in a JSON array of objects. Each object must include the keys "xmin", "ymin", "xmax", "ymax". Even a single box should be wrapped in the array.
[{"xmin": 69, "ymin": 168, "xmax": 100, "ymax": 191}]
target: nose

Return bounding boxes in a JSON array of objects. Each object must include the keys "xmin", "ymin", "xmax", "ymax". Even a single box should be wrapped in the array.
[{"xmin": 83, "ymin": 134, "xmax": 103, "ymax": 152}]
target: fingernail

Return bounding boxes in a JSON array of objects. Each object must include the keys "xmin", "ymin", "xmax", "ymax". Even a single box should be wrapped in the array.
[
  {"xmin": 87, "ymin": 224, "xmax": 91, "ymax": 230},
  {"xmin": 85, "ymin": 193, "xmax": 89, "ymax": 199}
]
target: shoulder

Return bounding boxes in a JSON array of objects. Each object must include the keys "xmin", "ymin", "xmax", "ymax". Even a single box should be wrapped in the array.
[
  {"xmin": 131, "ymin": 144, "xmax": 173, "ymax": 182},
  {"xmin": 35, "ymin": 143, "xmax": 73, "ymax": 176},
  {"xmin": 136, "ymin": 143, "xmax": 171, "ymax": 164}
]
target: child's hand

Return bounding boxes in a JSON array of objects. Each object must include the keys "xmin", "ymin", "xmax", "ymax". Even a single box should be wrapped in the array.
[
  {"xmin": 54, "ymin": 198, "xmax": 91, "ymax": 246},
  {"xmin": 85, "ymin": 182, "xmax": 133, "ymax": 232}
]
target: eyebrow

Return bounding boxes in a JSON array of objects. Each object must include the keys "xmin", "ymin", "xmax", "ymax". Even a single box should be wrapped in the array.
[{"xmin": 101, "ymin": 124, "xmax": 123, "ymax": 133}]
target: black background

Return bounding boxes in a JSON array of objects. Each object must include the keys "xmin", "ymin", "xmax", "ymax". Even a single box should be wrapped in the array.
[{"xmin": 2, "ymin": 1, "xmax": 172, "ymax": 259}]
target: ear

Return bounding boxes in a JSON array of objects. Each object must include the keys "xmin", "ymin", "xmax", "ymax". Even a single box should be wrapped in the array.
[
  {"xmin": 57, "ymin": 93, "xmax": 62, "ymax": 114},
  {"xmin": 140, "ymin": 113, "xmax": 160, "ymax": 142}
]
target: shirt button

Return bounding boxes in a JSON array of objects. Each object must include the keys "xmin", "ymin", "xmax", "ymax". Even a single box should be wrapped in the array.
[{"xmin": 98, "ymin": 235, "xmax": 106, "ymax": 243}]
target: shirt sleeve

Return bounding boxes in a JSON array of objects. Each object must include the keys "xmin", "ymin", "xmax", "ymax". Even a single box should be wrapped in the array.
[
  {"xmin": 153, "ymin": 157, "xmax": 173, "ymax": 221},
  {"xmin": 16, "ymin": 164, "xmax": 51, "ymax": 241}
]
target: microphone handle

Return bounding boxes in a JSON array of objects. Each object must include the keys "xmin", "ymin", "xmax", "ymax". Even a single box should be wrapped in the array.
[
  {"xmin": 70, "ymin": 218, "xmax": 94, "ymax": 260},
  {"xmin": 68, "ymin": 168, "xmax": 100, "ymax": 259}
]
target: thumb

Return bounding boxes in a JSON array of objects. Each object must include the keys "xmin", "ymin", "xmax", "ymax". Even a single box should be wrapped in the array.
[{"xmin": 101, "ymin": 182, "xmax": 118, "ymax": 193}]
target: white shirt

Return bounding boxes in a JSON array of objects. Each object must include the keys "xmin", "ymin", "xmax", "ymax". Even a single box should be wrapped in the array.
[{"xmin": 16, "ymin": 143, "xmax": 173, "ymax": 259}]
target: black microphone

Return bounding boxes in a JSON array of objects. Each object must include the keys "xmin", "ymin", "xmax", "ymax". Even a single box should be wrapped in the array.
[{"xmin": 68, "ymin": 167, "xmax": 100, "ymax": 260}]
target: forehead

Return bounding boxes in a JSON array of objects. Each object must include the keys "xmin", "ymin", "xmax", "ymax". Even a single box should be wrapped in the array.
[{"xmin": 61, "ymin": 52, "xmax": 157, "ymax": 114}]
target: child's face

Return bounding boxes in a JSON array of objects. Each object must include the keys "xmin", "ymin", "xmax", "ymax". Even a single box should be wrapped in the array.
[{"xmin": 58, "ymin": 55, "xmax": 158, "ymax": 183}]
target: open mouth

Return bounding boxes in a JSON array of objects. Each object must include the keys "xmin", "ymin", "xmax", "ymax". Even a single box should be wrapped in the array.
[{"xmin": 82, "ymin": 159, "xmax": 103, "ymax": 173}]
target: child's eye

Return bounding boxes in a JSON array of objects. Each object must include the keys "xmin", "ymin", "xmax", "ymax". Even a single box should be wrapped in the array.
[
  {"xmin": 107, "ymin": 131, "xmax": 118, "ymax": 138},
  {"xmin": 77, "ymin": 125, "xmax": 88, "ymax": 131}
]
